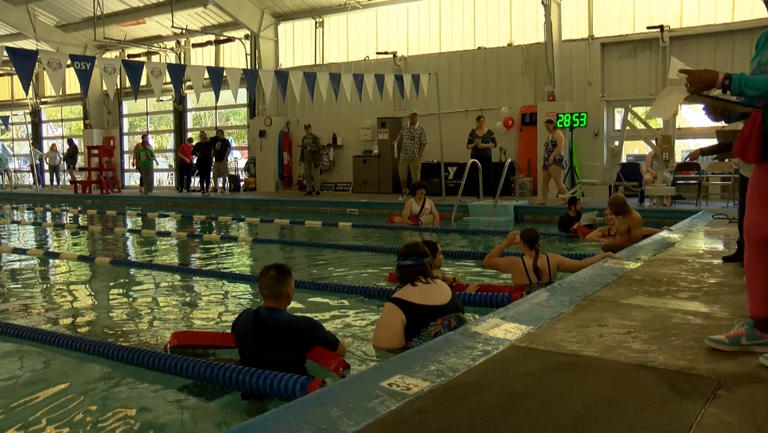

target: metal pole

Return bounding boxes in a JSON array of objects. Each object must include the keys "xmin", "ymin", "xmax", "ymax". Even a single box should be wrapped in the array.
[{"xmin": 434, "ymin": 72, "xmax": 446, "ymax": 197}]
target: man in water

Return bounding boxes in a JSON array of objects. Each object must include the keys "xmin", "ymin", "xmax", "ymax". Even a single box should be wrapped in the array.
[
  {"xmin": 558, "ymin": 196, "xmax": 583, "ymax": 233},
  {"xmin": 602, "ymin": 193, "xmax": 643, "ymax": 252},
  {"xmin": 231, "ymin": 264, "xmax": 346, "ymax": 376}
]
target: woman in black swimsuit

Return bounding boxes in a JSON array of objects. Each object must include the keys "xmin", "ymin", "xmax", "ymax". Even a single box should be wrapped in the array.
[{"xmin": 483, "ymin": 228, "xmax": 614, "ymax": 290}]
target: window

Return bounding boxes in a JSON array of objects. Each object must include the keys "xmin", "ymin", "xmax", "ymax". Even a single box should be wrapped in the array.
[
  {"xmin": 186, "ymin": 90, "xmax": 249, "ymax": 170},
  {"xmin": 41, "ymin": 104, "xmax": 84, "ymax": 168},
  {"xmin": 121, "ymin": 98, "xmax": 175, "ymax": 187},
  {"xmin": 0, "ymin": 110, "xmax": 33, "ymax": 185}
]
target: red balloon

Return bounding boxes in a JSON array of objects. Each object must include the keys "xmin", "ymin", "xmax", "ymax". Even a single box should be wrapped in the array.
[{"xmin": 502, "ymin": 116, "xmax": 515, "ymax": 130}]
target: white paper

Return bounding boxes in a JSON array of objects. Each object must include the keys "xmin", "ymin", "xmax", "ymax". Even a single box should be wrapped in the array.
[
  {"xmin": 316, "ymin": 71, "xmax": 329, "ymax": 102},
  {"xmin": 39, "ymin": 50, "xmax": 67, "ymax": 96},
  {"xmin": 98, "ymin": 57, "xmax": 121, "ymax": 100},
  {"xmin": 647, "ymin": 85, "xmax": 689, "ymax": 120},
  {"xmin": 668, "ymin": 56, "xmax": 690, "ymax": 80},
  {"xmin": 340, "ymin": 73, "xmax": 354, "ymax": 103},
  {"xmin": 225, "ymin": 67, "xmax": 241, "ymax": 100},
  {"xmin": 186, "ymin": 65, "xmax": 205, "ymax": 103},
  {"xmin": 289, "ymin": 70, "xmax": 303, "ymax": 102},
  {"xmin": 146, "ymin": 62, "xmax": 166, "ymax": 99},
  {"xmin": 364, "ymin": 73, "xmax": 376, "ymax": 101},
  {"xmin": 259, "ymin": 69, "xmax": 274, "ymax": 102}
]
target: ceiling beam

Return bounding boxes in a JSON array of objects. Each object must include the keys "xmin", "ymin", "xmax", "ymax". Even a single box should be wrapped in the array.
[
  {"xmin": 0, "ymin": 0, "xmax": 91, "ymax": 51},
  {"xmin": 209, "ymin": 0, "xmax": 273, "ymax": 34},
  {"xmin": 273, "ymin": 0, "xmax": 424, "ymax": 22}
]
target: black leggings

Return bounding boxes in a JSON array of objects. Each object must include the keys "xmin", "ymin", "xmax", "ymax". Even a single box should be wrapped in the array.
[
  {"xmin": 198, "ymin": 168, "xmax": 211, "ymax": 192},
  {"xmin": 469, "ymin": 153, "xmax": 494, "ymax": 198}
]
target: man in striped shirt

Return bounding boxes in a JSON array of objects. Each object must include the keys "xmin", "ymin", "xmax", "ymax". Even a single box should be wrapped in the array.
[{"xmin": 394, "ymin": 112, "xmax": 428, "ymax": 200}]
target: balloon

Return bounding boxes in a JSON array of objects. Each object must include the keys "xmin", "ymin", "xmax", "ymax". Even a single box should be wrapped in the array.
[
  {"xmin": 500, "ymin": 106, "xmax": 510, "ymax": 114},
  {"xmin": 496, "ymin": 121, "xmax": 504, "ymax": 130},
  {"xmin": 502, "ymin": 116, "xmax": 515, "ymax": 130}
]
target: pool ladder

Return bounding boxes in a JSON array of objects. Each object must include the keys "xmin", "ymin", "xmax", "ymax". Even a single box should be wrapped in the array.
[
  {"xmin": 489, "ymin": 159, "xmax": 516, "ymax": 227},
  {"xmin": 450, "ymin": 158, "xmax": 483, "ymax": 225}
]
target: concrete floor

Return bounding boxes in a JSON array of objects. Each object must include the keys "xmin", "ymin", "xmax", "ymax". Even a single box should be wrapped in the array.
[{"xmin": 359, "ymin": 219, "xmax": 768, "ymax": 433}]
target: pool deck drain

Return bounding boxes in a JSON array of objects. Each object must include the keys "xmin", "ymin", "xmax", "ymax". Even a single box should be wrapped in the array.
[{"xmin": 227, "ymin": 212, "xmax": 754, "ymax": 433}]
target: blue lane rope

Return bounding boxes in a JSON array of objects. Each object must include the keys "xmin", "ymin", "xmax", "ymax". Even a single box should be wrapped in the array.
[
  {"xmin": 0, "ymin": 244, "xmax": 513, "ymax": 309},
  {"xmin": 2, "ymin": 204, "xmax": 577, "ymax": 239},
  {"xmin": 0, "ymin": 321, "xmax": 318, "ymax": 400},
  {"xmin": 0, "ymin": 218, "xmax": 596, "ymax": 261}
]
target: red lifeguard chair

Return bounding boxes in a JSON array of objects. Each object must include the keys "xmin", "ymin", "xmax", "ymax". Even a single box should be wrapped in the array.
[{"xmin": 73, "ymin": 136, "xmax": 121, "ymax": 194}]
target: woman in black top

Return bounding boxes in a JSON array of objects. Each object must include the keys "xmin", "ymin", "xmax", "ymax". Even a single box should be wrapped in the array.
[
  {"xmin": 373, "ymin": 241, "xmax": 466, "ymax": 352},
  {"xmin": 467, "ymin": 114, "xmax": 497, "ymax": 198}
]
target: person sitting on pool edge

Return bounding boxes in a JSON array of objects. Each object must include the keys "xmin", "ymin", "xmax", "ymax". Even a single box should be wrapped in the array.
[
  {"xmin": 483, "ymin": 228, "xmax": 614, "ymax": 292},
  {"xmin": 601, "ymin": 193, "xmax": 644, "ymax": 253},
  {"xmin": 231, "ymin": 263, "xmax": 347, "ymax": 378},
  {"xmin": 373, "ymin": 241, "xmax": 467, "ymax": 352},
  {"xmin": 390, "ymin": 181, "xmax": 441, "ymax": 226}
]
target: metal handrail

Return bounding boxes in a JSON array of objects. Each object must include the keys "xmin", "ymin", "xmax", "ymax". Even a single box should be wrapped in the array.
[
  {"xmin": 489, "ymin": 159, "xmax": 514, "ymax": 226},
  {"xmin": 450, "ymin": 158, "xmax": 483, "ymax": 225}
]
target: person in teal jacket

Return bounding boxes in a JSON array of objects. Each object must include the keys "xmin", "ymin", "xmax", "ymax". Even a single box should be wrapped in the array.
[{"xmin": 681, "ymin": 19, "xmax": 768, "ymax": 369}]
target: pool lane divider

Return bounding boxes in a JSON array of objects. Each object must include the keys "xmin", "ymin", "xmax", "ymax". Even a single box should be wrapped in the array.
[
  {"xmin": 2, "ymin": 204, "xmax": 578, "ymax": 239},
  {"xmin": 0, "ymin": 244, "xmax": 512, "ymax": 308},
  {"xmin": 0, "ymin": 321, "xmax": 321, "ymax": 400},
  {"xmin": 0, "ymin": 218, "xmax": 596, "ymax": 261}
]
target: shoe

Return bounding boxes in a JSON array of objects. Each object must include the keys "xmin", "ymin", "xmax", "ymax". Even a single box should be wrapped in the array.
[
  {"xmin": 722, "ymin": 251, "xmax": 744, "ymax": 263},
  {"xmin": 760, "ymin": 354, "xmax": 768, "ymax": 367},
  {"xmin": 305, "ymin": 190, "xmax": 313, "ymax": 196},
  {"xmin": 399, "ymin": 189, "xmax": 409, "ymax": 200},
  {"xmin": 315, "ymin": 190, "xmax": 320, "ymax": 195},
  {"xmin": 705, "ymin": 319, "xmax": 768, "ymax": 352}
]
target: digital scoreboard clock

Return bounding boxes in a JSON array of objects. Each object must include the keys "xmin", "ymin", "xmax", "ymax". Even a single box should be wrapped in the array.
[{"xmin": 556, "ymin": 112, "xmax": 588, "ymax": 129}]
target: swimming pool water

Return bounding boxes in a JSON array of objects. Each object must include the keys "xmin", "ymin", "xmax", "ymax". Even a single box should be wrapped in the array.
[{"xmin": 0, "ymin": 204, "xmax": 600, "ymax": 432}]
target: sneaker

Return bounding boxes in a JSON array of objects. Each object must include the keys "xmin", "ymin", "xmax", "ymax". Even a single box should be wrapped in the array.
[
  {"xmin": 304, "ymin": 190, "xmax": 313, "ymax": 196},
  {"xmin": 315, "ymin": 190, "xmax": 320, "ymax": 196},
  {"xmin": 760, "ymin": 354, "xmax": 768, "ymax": 367},
  {"xmin": 399, "ymin": 189, "xmax": 409, "ymax": 200},
  {"xmin": 705, "ymin": 319, "xmax": 768, "ymax": 352}
]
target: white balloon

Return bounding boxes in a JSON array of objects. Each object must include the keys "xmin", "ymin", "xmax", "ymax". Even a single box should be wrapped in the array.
[
  {"xmin": 500, "ymin": 106, "xmax": 510, "ymax": 114},
  {"xmin": 496, "ymin": 121, "xmax": 504, "ymax": 130}
]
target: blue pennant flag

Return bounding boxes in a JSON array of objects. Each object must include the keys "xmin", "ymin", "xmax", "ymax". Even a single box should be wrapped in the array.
[
  {"xmin": 5, "ymin": 47, "xmax": 39, "ymax": 97},
  {"xmin": 303, "ymin": 72, "xmax": 317, "ymax": 102},
  {"xmin": 274, "ymin": 70, "xmax": 289, "ymax": 101},
  {"xmin": 412, "ymin": 74, "xmax": 421, "ymax": 98},
  {"xmin": 353, "ymin": 73, "xmax": 364, "ymax": 102},
  {"xmin": 374, "ymin": 74, "xmax": 385, "ymax": 99},
  {"xmin": 329, "ymin": 72, "xmax": 341, "ymax": 101},
  {"xmin": 206, "ymin": 66, "xmax": 224, "ymax": 103},
  {"xmin": 121, "ymin": 59, "xmax": 145, "ymax": 101},
  {"xmin": 394, "ymin": 74, "xmax": 405, "ymax": 99},
  {"xmin": 0, "ymin": 115, "xmax": 9, "ymax": 130},
  {"xmin": 166, "ymin": 63, "xmax": 187, "ymax": 100},
  {"xmin": 69, "ymin": 54, "xmax": 96, "ymax": 98},
  {"xmin": 242, "ymin": 69, "xmax": 259, "ymax": 102}
]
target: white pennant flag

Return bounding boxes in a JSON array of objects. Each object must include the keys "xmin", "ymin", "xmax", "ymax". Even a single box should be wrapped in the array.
[
  {"xmin": 364, "ymin": 73, "xmax": 376, "ymax": 102},
  {"xmin": 259, "ymin": 69, "xmax": 274, "ymax": 102},
  {"xmin": 340, "ymin": 73, "xmax": 354, "ymax": 103},
  {"xmin": 39, "ymin": 50, "xmax": 67, "ymax": 96},
  {"xmin": 315, "ymin": 72, "xmax": 329, "ymax": 102},
  {"xmin": 225, "ymin": 67, "xmax": 241, "ymax": 100},
  {"xmin": 384, "ymin": 74, "xmax": 395, "ymax": 98},
  {"xmin": 186, "ymin": 65, "xmax": 205, "ymax": 102},
  {"xmin": 98, "ymin": 57, "xmax": 121, "ymax": 100},
  {"xmin": 146, "ymin": 62, "xmax": 166, "ymax": 99},
  {"xmin": 289, "ymin": 70, "xmax": 303, "ymax": 102},
  {"xmin": 403, "ymin": 73, "xmax": 412, "ymax": 99},
  {"xmin": 421, "ymin": 73, "xmax": 430, "ymax": 98}
]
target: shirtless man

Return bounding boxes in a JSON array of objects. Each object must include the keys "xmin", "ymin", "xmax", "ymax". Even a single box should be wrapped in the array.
[{"xmin": 602, "ymin": 193, "xmax": 643, "ymax": 253}]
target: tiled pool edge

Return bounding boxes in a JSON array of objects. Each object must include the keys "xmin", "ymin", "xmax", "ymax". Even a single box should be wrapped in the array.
[{"xmin": 228, "ymin": 211, "xmax": 712, "ymax": 433}]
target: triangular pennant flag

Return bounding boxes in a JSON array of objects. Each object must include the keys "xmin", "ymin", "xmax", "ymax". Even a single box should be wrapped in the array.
[
  {"xmin": 121, "ymin": 59, "xmax": 145, "ymax": 101},
  {"xmin": 421, "ymin": 73, "xmax": 430, "ymax": 98},
  {"xmin": 329, "ymin": 72, "xmax": 341, "ymax": 101},
  {"xmin": 403, "ymin": 73, "xmax": 412, "ymax": 99},
  {"xmin": 375, "ymin": 74, "xmax": 385, "ymax": 99},
  {"xmin": 206, "ymin": 66, "xmax": 224, "ymax": 104},
  {"xmin": 39, "ymin": 51, "xmax": 67, "ymax": 96},
  {"xmin": 259, "ymin": 69, "xmax": 274, "ymax": 101},
  {"xmin": 364, "ymin": 73, "xmax": 376, "ymax": 101},
  {"xmin": 98, "ymin": 58, "xmax": 121, "ymax": 100},
  {"xmin": 242, "ymin": 68, "xmax": 259, "ymax": 102},
  {"xmin": 288, "ymin": 70, "xmax": 303, "ymax": 102},
  {"xmin": 315, "ymin": 72, "xmax": 329, "ymax": 102},
  {"xmin": 303, "ymin": 71, "xmax": 317, "ymax": 102},
  {"xmin": 146, "ymin": 62, "xmax": 166, "ymax": 99},
  {"xmin": 274, "ymin": 70, "xmax": 289, "ymax": 101},
  {"xmin": 352, "ymin": 73, "xmax": 364, "ymax": 102},
  {"xmin": 412, "ymin": 74, "xmax": 421, "ymax": 98},
  {"xmin": 186, "ymin": 65, "xmax": 205, "ymax": 102},
  {"xmin": 6, "ymin": 47, "xmax": 39, "ymax": 97},
  {"xmin": 166, "ymin": 63, "xmax": 186, "ymax": 100},
  {"xmin": 0, "ymin": 115, "xmax": 9, "ymax": 130},
  {"xmin": 69, "ymin": 54, "xmax": 97, "ymax": 98},
  {"xmin": 394, "ymin": 74, "xmax": 405, "ymax": 99},
  {"xmin": 225, "ymin": 67, "xmax": 241, "ymax": 101},
  {"xmin": 340, "ymin": 73, "xmax": 354, "ymax": 103},
  {"xmin": 384, "ymin": 74, "xmax": 394, "ymax": 98}
]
